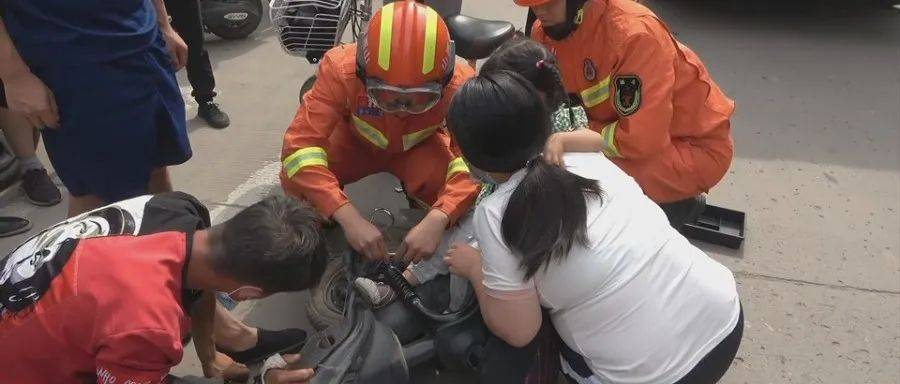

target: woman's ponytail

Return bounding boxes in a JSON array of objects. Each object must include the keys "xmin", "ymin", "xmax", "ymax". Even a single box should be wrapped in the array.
[{"xmin": 502, "ymin": 157, "xmax": 602, "ymax": 279}]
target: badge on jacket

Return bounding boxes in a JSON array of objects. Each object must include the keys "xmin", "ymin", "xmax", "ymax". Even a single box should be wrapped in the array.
[
  {"xmin": 614, "ymin": 75, "xmax": 642, "ymax": 116},
  {"xmin": 357, "ymin": 95, "xmax": 383, "ymax": 117}
]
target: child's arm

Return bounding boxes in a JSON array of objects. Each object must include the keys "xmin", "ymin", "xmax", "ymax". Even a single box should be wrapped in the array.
[{"xmin": 543, "ymin": 130, "xmax": 606, "ymax": 166}]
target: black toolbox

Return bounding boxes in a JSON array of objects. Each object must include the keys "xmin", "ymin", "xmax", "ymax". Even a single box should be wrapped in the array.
[{"xmin": 681, "ymin": 204, "xmax": 746, "ymax": 249}]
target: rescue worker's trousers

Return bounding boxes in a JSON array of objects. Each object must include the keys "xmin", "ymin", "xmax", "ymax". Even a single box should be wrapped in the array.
[
  {"xmin": 327, "ymin": 126, "xmax": 460, "ymax": 217},
  {"xmin": 611, "ymin": 123, "xmax": 734, "ymax": 204}
]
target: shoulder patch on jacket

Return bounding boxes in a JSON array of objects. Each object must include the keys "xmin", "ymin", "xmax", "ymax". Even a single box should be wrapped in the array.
[{"xmin": 614, "ymin": 75, "xmax": 641, "ymax": 116}]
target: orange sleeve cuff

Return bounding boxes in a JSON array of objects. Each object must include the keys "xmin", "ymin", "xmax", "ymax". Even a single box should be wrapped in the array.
[
  {"xmin": 433, "ymin": 173, "xmax": 479, "ymax": 225},
  {"xmin": 280, "ymin": 167, "xmax": 350, "ymax": 219}
]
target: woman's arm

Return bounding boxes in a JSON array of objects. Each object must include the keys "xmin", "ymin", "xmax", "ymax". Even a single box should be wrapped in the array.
[
  {"xmin": 0, "ymin": 19, "xmax": 58, "ymax": 129},
  {"xmin": 445, "ymin": 244, "xmax": 542, "ymax": 348},
  {"xmin": 0, "ymin": 19, "xmax": 29, "ymax": 78},
  {"xmin": 150, "ymin": 0, "xmax": 188, "ymax": 69},
  {"xmin": 470, "ymin": 268, "xmax": 543, "ymax": 347}
]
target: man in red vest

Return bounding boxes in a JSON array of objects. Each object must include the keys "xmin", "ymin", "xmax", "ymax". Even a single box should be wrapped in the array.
[{"xmin": 0, "ymin": 193, "xmax": 327, "ymax": 383}]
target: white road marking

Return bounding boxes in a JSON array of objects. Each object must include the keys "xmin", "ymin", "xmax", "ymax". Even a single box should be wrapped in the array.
[{"xmin": 208, "ymin": 160, "xmax": 281, "ymax": 222}]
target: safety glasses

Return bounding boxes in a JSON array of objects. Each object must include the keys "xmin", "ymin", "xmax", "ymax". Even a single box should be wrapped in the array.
[{"xmin": 365, "ymin": 79, "xmax": 443, "ymax": 114}]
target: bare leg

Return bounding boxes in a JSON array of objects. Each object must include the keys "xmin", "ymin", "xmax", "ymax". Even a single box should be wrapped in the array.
[
  {"xmin": 68, "ymin": 194, "xmax": 106, "ymax": 217},
  {"xmin": 148, "ymin": 167, "xmax": 173, "ymax": 194},
  {"xmin": 214, "ymin": 302, "xmax": 259, "ymax": 352},
  {"xmin": 0, "ymin": 109, "xmax": 38, "ymax": 158}
]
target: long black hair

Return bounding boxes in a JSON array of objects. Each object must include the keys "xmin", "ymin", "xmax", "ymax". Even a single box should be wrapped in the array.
[
  {"xmin": 481, "ymin": 34, "xmax": 571, "ymax": 109},
  {"xmin": 448, "ymin": 71, "xmax": 602, "ymax": 278}
]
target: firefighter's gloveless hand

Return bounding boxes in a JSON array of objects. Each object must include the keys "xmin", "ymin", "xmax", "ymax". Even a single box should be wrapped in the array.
[
  {"xmin": 398, "ymin": 209, "xmax": 449, "ymax": 264},
  {"xmin": 333, "ymin": 204, "xmax": 389, "ymax": 261}
]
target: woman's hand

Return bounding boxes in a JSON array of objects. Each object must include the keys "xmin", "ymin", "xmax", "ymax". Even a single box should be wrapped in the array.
[
  {"xmin": 399, "ymin": 209, "xmax": 449, "ymax": 263},
  {"xmin": 264, "ymin": 354, "xmax": 315, "ymax": 384},
  {"xmin": 444, "ymin": 243, "xmax": 482, "ymax": 280},
  {"xmin": 543, "ymin": 132, "xmax": 566, "ymax": 167},
  {"xmin": 3, "ymin": 71, "xmax": 59, "ymax": 130},
  {"xmin": 161, "ymin": 25, "xmax": 188, "ymax": 70}
]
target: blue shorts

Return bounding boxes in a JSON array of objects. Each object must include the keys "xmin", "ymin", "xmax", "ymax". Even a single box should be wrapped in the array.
[{"xmin": 35, "ymin": 35, "xmax": 191, "ymax": 203}]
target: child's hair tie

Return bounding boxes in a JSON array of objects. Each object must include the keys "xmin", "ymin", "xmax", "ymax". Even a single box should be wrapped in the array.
[{"xmin": 536, "ymin": 59, "xmax": 547, "ymax": 69}]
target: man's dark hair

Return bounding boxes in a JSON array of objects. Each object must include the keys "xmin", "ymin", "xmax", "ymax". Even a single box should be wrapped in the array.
[{"xmin": 209, "ymin": 196, "xmax": 328, "ymax": 292}]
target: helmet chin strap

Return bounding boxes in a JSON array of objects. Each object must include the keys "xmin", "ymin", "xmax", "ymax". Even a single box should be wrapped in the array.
[{"xmin": 543, "ymin": 0, "xmax": 588, "ymax": 41}]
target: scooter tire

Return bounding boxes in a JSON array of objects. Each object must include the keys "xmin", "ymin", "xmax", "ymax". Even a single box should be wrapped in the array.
[
  {"xmin": 306, "ymin": 257, "xmax": 349, "ymax": 330},
  {"xmin": 206, "ymin": 0, "xmax": 263, "ymax": 40}
]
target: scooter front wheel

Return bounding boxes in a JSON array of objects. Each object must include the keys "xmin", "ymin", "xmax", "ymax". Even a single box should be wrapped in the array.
[{"xmin": 306, "ymin": 257, "xmax": 349, "ymax": 330}]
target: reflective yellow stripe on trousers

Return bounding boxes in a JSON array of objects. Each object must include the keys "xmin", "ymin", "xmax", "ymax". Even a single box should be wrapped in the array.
[
  {"xmin": 402, "ymin": 124, "xmax": 440, "ymax": 151},
  {"xmin": 580, "ymin": 75, "xmax": 611, "ymax": 108},
  {"xmin": 600, "ymin": 121, "xmax": 622, "ymax": 158},
  {"xmin": 283, "ymin": 147, "xmax": 328, "ymax": 178},
  {"xmin": 446, "ymin": 157, "xmax": 469, "ymax": 181},
  {"xmin": 352, "ymin": 115, "xmax": 389, "ymax": 150}
]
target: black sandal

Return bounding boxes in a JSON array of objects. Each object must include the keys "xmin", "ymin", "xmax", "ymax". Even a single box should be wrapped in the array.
[{"xmin": 0, "ymin": 216, "xmax": 31, "ymax": 238}]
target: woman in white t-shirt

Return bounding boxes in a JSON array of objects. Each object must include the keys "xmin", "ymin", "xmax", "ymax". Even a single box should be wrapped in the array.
[{"xmin": 444, "ymin": 70, "xmax": 744, "ymax": 384}]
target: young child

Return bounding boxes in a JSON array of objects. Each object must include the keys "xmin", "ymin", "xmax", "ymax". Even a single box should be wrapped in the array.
[
  {"xmin": 478, "ymin": 35, "xmax": 606, "ymax": 199},
  {"xmin": 354, "ymin": 36, "xmax": 607, "ymax": 308}
]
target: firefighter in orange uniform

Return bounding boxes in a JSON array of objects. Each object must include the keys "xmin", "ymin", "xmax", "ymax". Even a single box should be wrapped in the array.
[
  {"xmin": 281, "ymin": 1, "xmax": 478, "ymax": 262},
  {"xmin": 517, "ymin": 0, "xmax": 735, "ymax": 226}
]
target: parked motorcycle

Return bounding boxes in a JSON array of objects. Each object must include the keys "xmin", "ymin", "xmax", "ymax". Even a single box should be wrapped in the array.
[
  {"xmin": 270, "ymin": 0, "xmax": 517, "ymax": 100},
  {"xmin": 202, "ymin": 0, "xmax": 264, "ymax": 40}
]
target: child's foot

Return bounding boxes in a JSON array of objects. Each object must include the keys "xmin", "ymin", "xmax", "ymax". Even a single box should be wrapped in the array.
[{"xmin": 354, "ymin": 277, "xmax": 398, "ymax": 308}]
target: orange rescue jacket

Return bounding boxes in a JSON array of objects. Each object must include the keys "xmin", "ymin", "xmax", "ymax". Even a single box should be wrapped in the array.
[
  {"xmin": 532, "ymin": 0, "xmax": 735, "ymax": 202},
  {"xmin": 281, "ymin": 44, "xmax": 477, "ymax": 222}
]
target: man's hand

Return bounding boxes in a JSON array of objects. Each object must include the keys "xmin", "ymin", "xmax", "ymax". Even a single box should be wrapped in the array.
[
  {"xmin": 3, "ymin": 71, "xmax": 59, "ymax": 129},
  {"xmin": 334, "ymin": 204, "xmax": 389, "ymax": 261},
  {"xmin": 265, "ymin": 354, "xmax": 315, "ymax": 384},
  {"xmin": 444, "ymin": 243, "xmax": 482, "ymax": 280},
  {"xmin": 399, "ymin": 209, "xmax": 449, "ymax": 264},
  {"xmin": 202, "ymin": 352, "xmax": 249, "ymax": 381},
  {"xmin": 161, "ymin": 25, "xmax": 188, "ymax": 70}
]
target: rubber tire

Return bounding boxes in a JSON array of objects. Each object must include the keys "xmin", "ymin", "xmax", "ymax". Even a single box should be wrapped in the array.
[
  {"xmin": 299, "ymin": 75, "xmax": 317, "ymax": 103},
  {"xmin": 206, "ymin": 0, "xmax": 263, "ymax": 40},
  {"xmin": 306, "ymin": 257, "xmax": 349, "ymax": 330}
]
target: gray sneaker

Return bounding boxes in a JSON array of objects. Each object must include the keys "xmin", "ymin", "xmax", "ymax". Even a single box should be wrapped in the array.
[
  {"xmin": 353, "ymin": 278, "xmax": 398, "ymax": 308},
  {"xmin": 22, "ymin": 169, "xmax": 62, "ymax": 206}
]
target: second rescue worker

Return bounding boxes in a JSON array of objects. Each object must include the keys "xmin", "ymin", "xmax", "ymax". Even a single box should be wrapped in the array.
[
  {"xmin": 280, "ymin": 1, "xmax": 478, "ymax": 263},
  {"xmin": 517, "ymin": 0, "xmax": 736, "ymax": 228}
]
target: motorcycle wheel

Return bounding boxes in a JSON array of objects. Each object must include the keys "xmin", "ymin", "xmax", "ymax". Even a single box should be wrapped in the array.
[
  {"xmin": 306, "ymin": 257, "xmax": 350, "ymax": 330},
  {"xmin": 206, "ymin": 0, "xmax": 263, "ymax": 40}
]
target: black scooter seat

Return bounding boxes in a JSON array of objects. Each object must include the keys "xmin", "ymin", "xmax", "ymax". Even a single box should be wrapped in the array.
[{"xmin": 446, "ymin": 14, "xmax": 515, "ymax": 61}]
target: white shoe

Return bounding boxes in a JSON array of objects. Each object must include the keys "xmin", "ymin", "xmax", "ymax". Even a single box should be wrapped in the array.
[{"xmin": 353, "ymin": 278, "xmax": 398, "ymax": 308}]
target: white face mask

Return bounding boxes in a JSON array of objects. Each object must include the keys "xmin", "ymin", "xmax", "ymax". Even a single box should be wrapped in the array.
[{"xmin": 466, "ymin": 160, "xmax": 498, "ymax": 185}]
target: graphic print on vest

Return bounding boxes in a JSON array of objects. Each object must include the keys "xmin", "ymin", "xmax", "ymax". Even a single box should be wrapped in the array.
[{"xmin": 0, "ymin": 196, "xmax": 153, "ymax": 312}]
